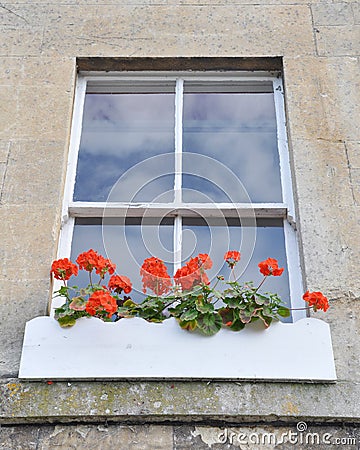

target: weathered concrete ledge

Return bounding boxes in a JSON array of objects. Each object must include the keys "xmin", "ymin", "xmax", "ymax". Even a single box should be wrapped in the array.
[{"xmin": 1, "ymin": 379, "xmax": 360, "ymax": 425}]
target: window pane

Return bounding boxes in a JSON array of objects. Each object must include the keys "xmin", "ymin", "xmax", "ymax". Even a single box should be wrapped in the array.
[
  {"xmin": 74, "ymin": 93, "xmax": 175, "ymax": 202},
  {"xmin": 71, "ymin": 219, "xmax": 174, "ymax": 302},
  {"xmin": 183, "ymin": 92, "xmax": 282, "ymax": 203},
  {"xmin": 181, "ymin": 218, "xmax": 291, "ymax": 312}
]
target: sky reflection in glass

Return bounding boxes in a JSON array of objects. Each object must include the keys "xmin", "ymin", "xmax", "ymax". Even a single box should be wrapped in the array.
[
  {"xmin": 182, "ymin": 220, "xmax": 291, "ymax": 309},
  {"xmin": 74, "ymin": 93, "xmax": 175, "ymax": 202},
  {"xmin": 183, "ymin": 93, "xmax": 282, "ymax": 203},
  {"xmin": 71, "ymin": 221, "xmax": 173, "ymax": 302}
]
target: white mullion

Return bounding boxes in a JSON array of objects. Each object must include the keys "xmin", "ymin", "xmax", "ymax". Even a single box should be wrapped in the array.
[
  {"xmin": 174, "ymin": 78, "xmax": 184, "ymax": 272},
  {"xmin": 174, "ymin": 216, "xmax": 182, "ymax": 273},
  {"xmin": 174, "ymin": 78, "xmax": 183, "ymax": 204}
]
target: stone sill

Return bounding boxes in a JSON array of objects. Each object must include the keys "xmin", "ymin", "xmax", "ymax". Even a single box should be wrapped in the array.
[{"xmin": 19, "ymin": 316, "xmax": 336, "ymax": 381}]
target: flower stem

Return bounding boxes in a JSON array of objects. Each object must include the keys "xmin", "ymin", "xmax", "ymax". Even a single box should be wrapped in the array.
[{"xmin": 255, "ymin": 276, "xmax": 268, "ymax": 293}]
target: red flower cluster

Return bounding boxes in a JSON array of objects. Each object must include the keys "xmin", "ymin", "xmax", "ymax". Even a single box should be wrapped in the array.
[
  {"xmin": 224, "ymin": 251, "xmax": 241, "ymax": 262},
  {"xmin": 108, "ymin": 274, "xmax": 132, "ymax": 294},
  {"xmin": 85, "ymin": 290, "xmax": 118, "ymax": 318},
  {"xmin": 224, "ymin": 250, "xmax": 241, "ymax": 268},
  {"xmin": 50, "ymin": 258, "xmax": 78, "ymax": 281},
  {"xmin": 174, "ymin": 253, "xmax": 213, "ymax": 291},
  {"xmin": 140, "ymin": 257, "xmax": 172, "ymax": 296},
  {"xmin": 76, "ymin": 249, "xmax": 116, "ymax": 278},
  {"xmin": 258, "ymin": 258, "xmax": 284, "ymax": 277},
  {"xmin": 303, "ymin": 290, "xmax": 329, "ymax": 312}
]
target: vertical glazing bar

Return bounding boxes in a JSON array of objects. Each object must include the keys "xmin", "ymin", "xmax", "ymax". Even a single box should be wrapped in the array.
[
  {"xmin": 173, "ymin": 78, "xmax": 184, "ymax": 272},
  {"xmin": 174, "ymin": 78, "xmax": 183, "ymax": 204}
]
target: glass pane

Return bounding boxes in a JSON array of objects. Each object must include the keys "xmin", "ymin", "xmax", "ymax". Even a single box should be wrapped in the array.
[
  {"xmin": 74, "ymin": 93, "xmax": 175, "ymax": 202},
  {"xmin": 70, "ymin": 219, "xmax": 174, "ymax": 303},
  {"xmin": 181, "ymin": 218, "xmax": 291, "ymax": 313},
  {"xmin": 183, "ymin": 92, "xmax": 282, "ymax": 203}
]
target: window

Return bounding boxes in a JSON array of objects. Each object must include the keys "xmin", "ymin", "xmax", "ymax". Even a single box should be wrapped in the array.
[
  {"xmin": 20, "ymin": 69, "xmax": 336, "ymax": 381},
  {"xmin": 55, "ymin": 71, "xmax": 304, "ymax": 318}
]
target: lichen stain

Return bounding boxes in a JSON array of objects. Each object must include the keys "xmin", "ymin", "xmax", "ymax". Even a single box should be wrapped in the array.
[{"xmin": 282, "ymin": 400, "xmax": 299, "ymax": 415}]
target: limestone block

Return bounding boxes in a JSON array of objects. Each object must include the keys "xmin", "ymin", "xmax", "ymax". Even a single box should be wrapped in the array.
[
  {"xmin": 0, "ymin": 278, "xmax": 50, "ymax": 376},
  {"xmin": 350, "ymin": 168, "xmax": 360, "ymax": 204},
  {"xmin": 38, "ymin": 5, "xmax": 314, "ymax": 57},
  {"xmin": 353, "ymin": 2, "xmax": 360, "ymax": 24},
  {"xmin": 311, "ymin": 2, "xmax": 354, "ymax": 26},
  {"xmin": 0, "ymin": 205, "xmax": 60, "ymax": 281},
  {"xmin": 316, "ymin": 25, "xmax": 360, "ymax": 56},
  {"xmin": 0, "ymin": 85, "xmax": 73, "ymax": 140},
  {"xmin": 320, "ymin": 297, "xmax": 360, "ymax": 383},
  {"xmin": 0, "ymin": 424, "xmax": 173, "ymax": 450},
  {"xmin": 346, "ymin": 141, "xmax": 360, "ymax": 168},
  {"xmin": 2, "ymin": 377, "xmax": 360, "ymax": 423},
  {"xmin": 291, "ymin": 139, "xmax": 353, "ymax": 208},
  {"xmin": 0, "ymin": 56, "xmax": 75, "ymax": 87},
  {"xmin": 176, "ymin": 425, "xmax": 360, "ymax": 449},
  {"xmin": 0, "ymin": 27, "xmax": 43, "ymax": 57},
  {"xmin": 290, "ymin": 139, "xmax": 359, "ymax": 294},
  {"xmin": 1, "ymin": 140, "xmax": 67, "ymax": 206},
  {"xmin": 284, "ymin": 57, "xmax": 360, "ymax": 141},
  {"xmin": 0, "ymin": 86, "xmax": 18, "ymax": 138},
  {"xmin": 0, "ymin": 140, "xmax": 10, "ymax": 162}
]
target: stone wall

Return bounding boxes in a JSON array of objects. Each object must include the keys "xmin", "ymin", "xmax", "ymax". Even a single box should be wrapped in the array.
[{"xmin": 0, "ymin": 0, "xmax": 359, "ymax": 447}]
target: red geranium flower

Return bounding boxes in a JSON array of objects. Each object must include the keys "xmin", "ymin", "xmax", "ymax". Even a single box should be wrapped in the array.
[
  {"xmin": 258, "ymin": 258, "xmax": 284, "ymax": 277},
  {"xmin": 174, "ymin": 253, "xmax": 212, "ymax": 291},
  {"xmin": 51, "ymin": 258, "xmax": 78, "ymax": 281},
  {"xmin": 224, "ymin": 251, "xmax": 241, "ymax": 262},
  {"xmin": 85, "ymin": 290, "xmax": 117, "ymax": 318},
  {"xmin": 224, "ymin": 250, "xmax": 241, "ymax": 268},
  {"xmin": 76, "ymin": 249, "xmax": 116, "ymax": 277},
  {"xmin": 76, "ymin": 249, "xmax": 100, "ymax": 272},
  {"xmin": 95, "ymin": 255, "xmax": 116, "ymax": 278},
  {"xmin": 140, "ymin": 257, "xmax": 172, "ymax": 296},
  {"xmin": 303, "ymin": 291, "xmax": 329, "ymax": 312},
  {"xmin": 108, "ymin": 275, "xmax": 132, "ymax": 294}
]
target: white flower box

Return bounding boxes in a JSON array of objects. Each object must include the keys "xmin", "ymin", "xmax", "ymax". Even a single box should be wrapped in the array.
[{"xmin": 19, "ymin": 316, "xmax": 336, "ymax": 381}]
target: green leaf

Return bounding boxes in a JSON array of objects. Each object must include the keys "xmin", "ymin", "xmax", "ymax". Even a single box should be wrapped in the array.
[
  {"xmin": 57, "ymin": 316, "xmax": 77, "ymax": 327},
  {"xmin": 195, "ymin": 297, "xmax": 214, "ymax": 313},
  {"xmin": 196, "ymin": 313, "xmax": 222, "ymax": 336},
  {"xmin": 277, "ymin": 306, "xmax": 291, "ymax": 318},
  {"xmin": 229, "ymin": 319, "xmax": 246, "ymax": 332},
  {"xmin": 69, "ymin": 296, "xmax": 87, "ymax": 311},
  {"xmin": 180, "ymin": 309, "xmax": 199, "ymax": 321},
  {"xmin": 223, "ymin": 296, "xmax": 242, "ymax": 308},
  {"xmin": 178, "ymin": 319, "xmax": 197, "ymax": 331},
  {"xmin": 218, "ymin": 307, "xmax": 234, "ymax": 325},
  {"xmin": 123, "ymin": 299, "xmax": 137, "ymax": 308},
  {"xmin": 239, "ymin": 309, "xmax": 256, "ymax": 324}
]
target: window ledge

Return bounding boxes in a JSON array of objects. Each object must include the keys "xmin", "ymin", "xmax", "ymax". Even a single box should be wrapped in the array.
[{"xmin": 19, "ymin": 316, "xmax": 336, "ymax": 382}]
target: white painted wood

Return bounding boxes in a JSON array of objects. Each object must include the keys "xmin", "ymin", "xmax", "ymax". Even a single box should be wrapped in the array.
[
  {"xmin": 61, "ymin": 77, "xmax": 87, "ymax": 225},
  {"xmin": 68, "ymin": 202, "xmax": 288, "ymax": 218},
  {"xmin": 273, "ymin": 77, "xmax": 296, "ymax": 222},
  {"xmin": 283, "ymin": 220, "xmax": 306, "ymax": 319},
  {"xmin": 19, "ymin": 317, "xmax": 336, "ymax": 381}
]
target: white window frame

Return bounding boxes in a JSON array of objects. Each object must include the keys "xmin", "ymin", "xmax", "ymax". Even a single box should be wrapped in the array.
[
  {"xmin": 20, "ymin": 70, "xmax": 337, "ymax": 382},
  {"xmin": 54, "ymin": 71, "xmax": 304, "ymax": 319}
]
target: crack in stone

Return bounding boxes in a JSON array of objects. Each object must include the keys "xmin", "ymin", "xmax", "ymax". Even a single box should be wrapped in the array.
[{"xmin": 0, "ymin": 4, "xmax": 29, "ymax": 24}]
